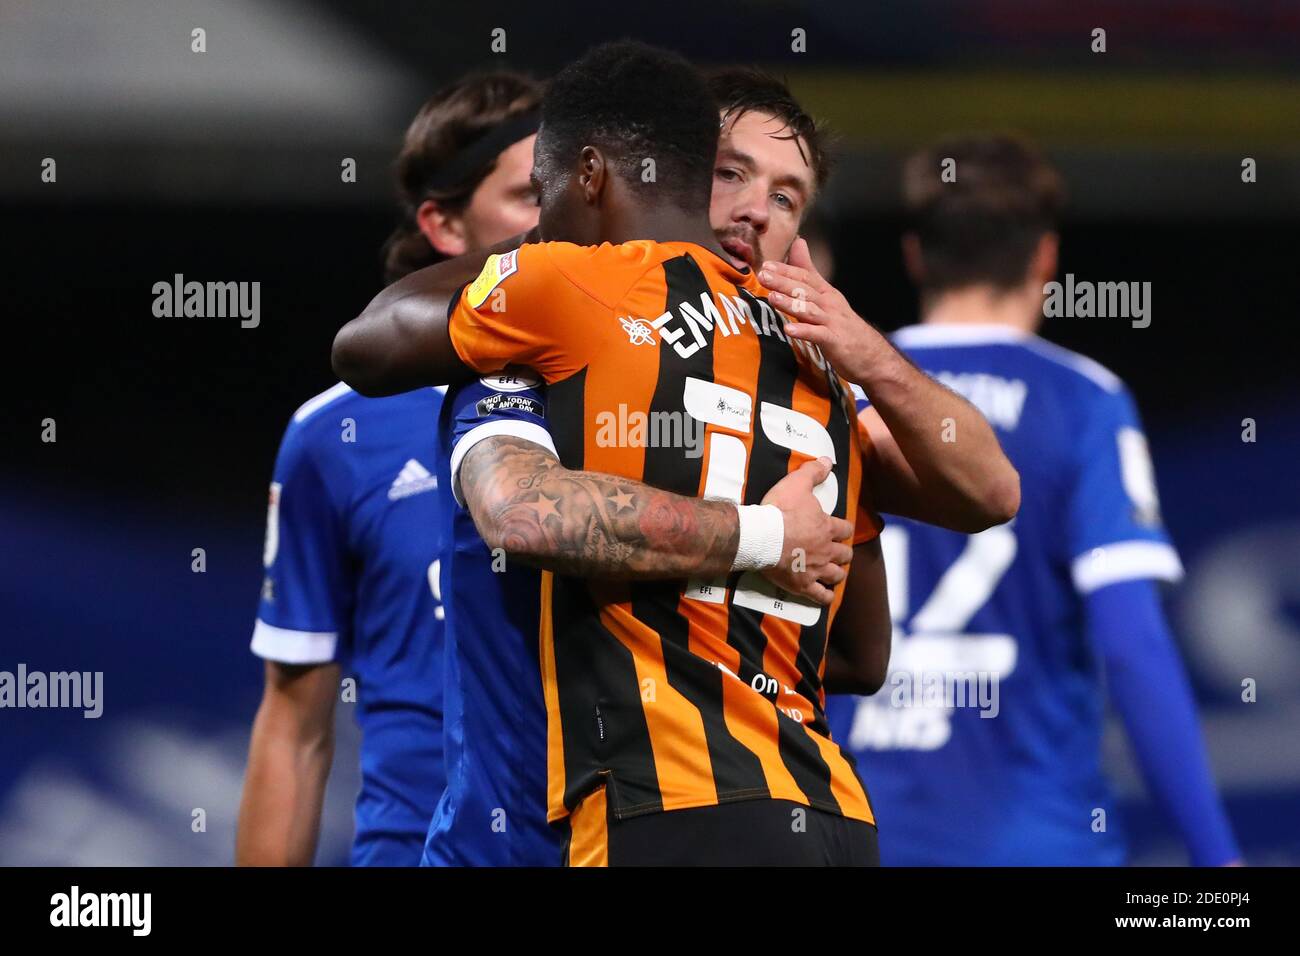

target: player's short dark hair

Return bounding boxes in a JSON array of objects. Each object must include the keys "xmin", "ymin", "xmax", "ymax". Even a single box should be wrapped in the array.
[
  {"xmin": 383, "ymin": 71, "xmax": 542, "ymax": 282},
  {"xmin": 902, "ymin": 133, "xmax": 1066, "ymax": 294},
  {"xmin": 538, "ymin": 40, "xmax": 718, "ymax": 209},
  {"xmin": 708, "ymin": 67, "xmax": 835, "ymax": 193}
]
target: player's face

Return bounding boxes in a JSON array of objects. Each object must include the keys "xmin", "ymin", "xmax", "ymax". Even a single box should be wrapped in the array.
[
  {"xmin": 461, "ymin": 134, "xmax": 540, "ymax": 248},
  {"xmin": 710, "ymin": 110, "xmax": 816, "ymax": 271}
]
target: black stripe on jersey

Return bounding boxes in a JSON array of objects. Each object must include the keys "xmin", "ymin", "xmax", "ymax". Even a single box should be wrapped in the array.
[
  {"xmin": 631, "ymin": 253, "xmax": 767, "ymax": 803},
  {"xmin": 639, "ymin": 255, "xmax": 711, "ymax": 497},
  {"xmin": 547, "ymin": 367, "xmax": 587, "ymax": 469},
  {"xmin": 551, "ymin": 574, "xmax": 663, "ymax": 815},
  {"xmin": 734, "ymin": 287, "xmax": 840, "ymax": 813},
  {"xmin": 544, "ymin": 362, "xmax": 664, "ymax": 815},
  {"xmin": 545, "ymin": 355, "xmax": 664, "ymax": 815},
  {"xmin": 722, "ymin": 289, "xmax": 795, "ymax": 697}
]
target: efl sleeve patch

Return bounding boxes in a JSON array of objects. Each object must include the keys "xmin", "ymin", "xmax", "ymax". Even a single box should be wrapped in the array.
[
  {"xmin": 465, "ymin": 248, "xmax": 520, "ymax": 309},
  {"xmin": 479, "ymin": 368, "xmax": 542, "ymax": 392}
]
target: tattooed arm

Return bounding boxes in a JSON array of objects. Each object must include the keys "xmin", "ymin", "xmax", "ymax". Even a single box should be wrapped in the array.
[
  {"xmin": 459, "ymin": 436, "xmax": 855, "ymax": 603},
  {"xmin": 461, "ymin": 436, "xmax": 736, "ymax": 579}
]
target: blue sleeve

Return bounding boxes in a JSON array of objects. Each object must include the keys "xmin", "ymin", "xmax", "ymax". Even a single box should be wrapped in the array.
[
  {"xmin": 251, "ymin": 419, "xmax": 353, "ymax": 663},
  {"xmin": 1087, "ymin": 579, "xmax": 1240, "ymax": 866},
  {"xmin": 1067, "ymin": 385, "xmax": 1183, "ymax": 594},
  {"xmin": 445, "ymin": 369, "xmax": 553, "ymax": 508}
]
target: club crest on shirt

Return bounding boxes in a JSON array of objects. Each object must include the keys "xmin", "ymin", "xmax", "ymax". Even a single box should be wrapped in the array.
[{"xmin": 619, "ymin": 315, "xmax": 656, "ymax": 346}]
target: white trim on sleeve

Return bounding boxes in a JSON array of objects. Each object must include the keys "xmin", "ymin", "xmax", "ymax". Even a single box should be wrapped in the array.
[
  {"xmin": 448, "ymin": 419, "xmax": 558, "ymax": 507},
  {"xmin": 292, "ymin": 382, "xmax": 353, "ymax": 423},
  {"xmin": 250, "ymin": 619, "xmax": 339, "ymax": 664},
  {"xmin": 891, "ymin": 323, "xmax": 1031, "ymax": 348},
  {"xmin": 1071, "ymin": 540, "xmax": 1184, "ymax": 594}
]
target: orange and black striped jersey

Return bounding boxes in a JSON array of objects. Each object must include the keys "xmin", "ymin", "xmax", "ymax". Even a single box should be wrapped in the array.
[{"xmin": 449, "ymin": 240, "xmax": 879, "ymax": 825}]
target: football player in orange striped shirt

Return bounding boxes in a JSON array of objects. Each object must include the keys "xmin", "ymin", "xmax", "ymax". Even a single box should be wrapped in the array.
[
  {"xmin": 340, "ymin": 42, "xmax": 885, "ymax": 864},
  {"xmin": 335, "ymin": 43, "xmax": 1018, "ymax": 864}
]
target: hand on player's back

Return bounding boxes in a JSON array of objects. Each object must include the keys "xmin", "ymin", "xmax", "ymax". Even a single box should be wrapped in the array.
[{"xmin": 759, "ymin": 457, "xmax": 854, "ymax": 606}]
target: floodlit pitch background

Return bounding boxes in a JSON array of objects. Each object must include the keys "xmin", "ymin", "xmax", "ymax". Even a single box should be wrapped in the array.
[{"xmin": 2, "ymin": 0, "xmax": 1299, "ymax": 864}]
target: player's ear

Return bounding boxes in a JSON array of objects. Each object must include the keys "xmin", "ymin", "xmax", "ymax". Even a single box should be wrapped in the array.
[
  {"xmin": 901, "ymin": 232, "xmax": 925, "ymax": 285},
  {"xmin": 1029, "ymin": 232, "xmax": 1059, "ymax": 285},
  {"xmin": 578, "ymin": 145, "xmax": 605, "ymax": 205},
  {"xmin": 416, "ymin": 199, "xmax": 468, "ymax": 258}
]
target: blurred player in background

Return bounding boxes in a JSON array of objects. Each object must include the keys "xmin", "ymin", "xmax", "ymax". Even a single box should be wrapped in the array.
[
  {"xmin": 235, "ymin": 73, "xmax": 542, "ymax": 866},
  {"xmin": 826, "ymin": 134, "xmax": 1241, "ymax": 866}
]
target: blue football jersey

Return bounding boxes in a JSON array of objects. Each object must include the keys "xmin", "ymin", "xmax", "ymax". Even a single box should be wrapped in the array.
[
  {"xmin": 827, "ymin": 324, "xmax": 1183, "ymax": 866},
  {"xmin": 422, "ymin": 370, "xmax": 564, "ymax": 867},
  {"xmin": 252, "ymin": 383, "xmax": 446, "ymax": 866}
]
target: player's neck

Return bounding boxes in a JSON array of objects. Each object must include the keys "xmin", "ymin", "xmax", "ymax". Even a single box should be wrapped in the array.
[
  {"xmin": 605, "ymin": 207, "xmax": 730, "ymax": 266},
  {"xmin": 920, "ymin": 284, "xmax": 1042, "ymax": 333}
]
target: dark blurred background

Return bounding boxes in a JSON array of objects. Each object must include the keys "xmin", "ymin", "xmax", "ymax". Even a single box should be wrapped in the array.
[{"xmin": 3, "ymin": 0, "xmax": 1299, "ymax": 864}]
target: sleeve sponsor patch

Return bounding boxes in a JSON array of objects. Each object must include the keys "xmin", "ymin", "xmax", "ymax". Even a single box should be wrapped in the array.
[
  {"xmin": 479, "ymin": 368, "xmax": 541, "ymax": 392},
  {"xmin": 465, "ymin": 248, "xmax": 520, "ymax": 309},
  {"xmin": 475, "ymin": 393, "xmax": 545, "ymax": 419}
]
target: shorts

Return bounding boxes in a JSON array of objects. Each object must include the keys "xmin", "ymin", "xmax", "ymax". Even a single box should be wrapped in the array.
[{"xmin": 564, "ymin": 788, "xmax": 879, "ymax": 867}]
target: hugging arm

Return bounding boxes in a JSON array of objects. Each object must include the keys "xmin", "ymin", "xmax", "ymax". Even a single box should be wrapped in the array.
[
  {"xmin": 331, "ymin": 231, "xmax": 534, "ymax": 395},
  {"xmin": 458, "ymin": 436, "xmax": 855, "ymax": 604},
  {"xmin": 762, "ymin": 239, "xmax": 1020, "ymax": 533}
]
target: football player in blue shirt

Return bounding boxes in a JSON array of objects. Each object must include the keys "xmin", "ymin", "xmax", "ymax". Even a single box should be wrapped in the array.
[
  {"xmin": 810, "ymin": 134, "xmax": 1241, "ymax": 866},
  {"xmin": 422, "ymin": 371, "xmax": 557, "ymax": 865},
  {"xmin": 236, "ymin": 73, "xmax": 544, "ymax": 866},
  {"xmin": 425, "ymin": 369, "xmax": 875, "ymax": 865}
]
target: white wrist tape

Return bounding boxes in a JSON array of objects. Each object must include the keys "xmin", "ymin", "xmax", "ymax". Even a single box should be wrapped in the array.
[{"xmin": 732, "ymin": 504, "xmax": 785, "ymax": 571}]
